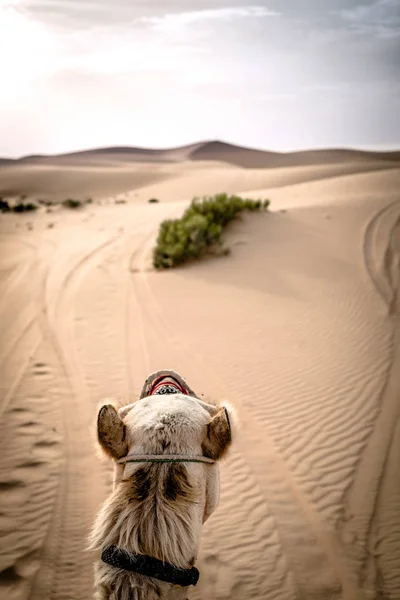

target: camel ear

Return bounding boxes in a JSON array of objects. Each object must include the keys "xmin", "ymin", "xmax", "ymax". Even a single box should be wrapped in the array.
[
  {"xmin": 202, "ymin": 406, "xmax": 232, "ymax": 460},
  {"xmin": 97, "ymin": 404, "xmax": 128, "ymax": 460}
]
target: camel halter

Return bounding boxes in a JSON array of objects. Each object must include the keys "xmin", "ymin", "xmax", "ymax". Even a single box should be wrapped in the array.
[{"xmin": 119, "ymin": 375, "xmax": 219, "ymax": 467}]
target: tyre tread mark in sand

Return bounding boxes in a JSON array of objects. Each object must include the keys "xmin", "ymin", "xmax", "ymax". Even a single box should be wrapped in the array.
[
  {"xmin": 363, "ymin": 199, "xmax": 400, "ymax": 315},
  {"xmin": 339, "ymin": 201, "xmax": 400, "ymax": 596},
  {"xmin": 123, "ymin": 204, "xmax": 183, "ymax": 399},
  {"xmin": 0, "ymin": 237, "xmax": 55, "ymax": 420},
  {"xmin": 27, "ymin": 233, "xmax": 119, "ymax": 600}
]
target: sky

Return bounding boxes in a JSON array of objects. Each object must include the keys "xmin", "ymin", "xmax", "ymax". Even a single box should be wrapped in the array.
[{"xmin": 0, "ymin": 0, "xmax": 399, "ymax": 156}]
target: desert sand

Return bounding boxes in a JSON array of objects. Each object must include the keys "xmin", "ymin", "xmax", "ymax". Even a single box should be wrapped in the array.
[{"xmin": 0, "ymin": 142, "xmax": 399, "ymax": 600}]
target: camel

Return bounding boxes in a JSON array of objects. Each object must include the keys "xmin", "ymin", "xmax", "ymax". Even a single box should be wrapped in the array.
[{"xmin": 89, "ymin": 370, "xmax": 235, "ymax": 600}]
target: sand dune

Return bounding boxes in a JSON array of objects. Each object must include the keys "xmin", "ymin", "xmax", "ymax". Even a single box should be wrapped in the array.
[
  {"xmin": 189, "ymin": 140, "xmax": 400, "ymax": 168},
  {"xmin": 0, "ymin": 163, "xmax": 175, "ymax": 199},
  {"xmin": 1, "ymin": 157, "xmax": 399, "ymax": 203},
  {"xmin": 1, "ymin": 140, "xmax": 399, "ymax": 200},
  {"xmin": 0, "ymin": 150, "xmax": 399, "ymax": 600},
  {"xmin": 3, "ymin": 140, "xmax": 400, "ymax": 167}
]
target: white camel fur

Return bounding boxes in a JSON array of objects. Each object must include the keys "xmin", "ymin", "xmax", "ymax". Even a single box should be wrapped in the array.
[{"xmin": 89, "ymin": 373, "xmax": 235, "ymax": 600}]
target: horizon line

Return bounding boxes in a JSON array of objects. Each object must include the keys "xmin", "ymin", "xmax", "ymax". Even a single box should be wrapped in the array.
[{"xmin": 1, "ymin": 138, "xmax": 400, "ymax": 161}]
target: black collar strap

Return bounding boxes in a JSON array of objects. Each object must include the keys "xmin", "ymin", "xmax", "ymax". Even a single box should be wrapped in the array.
[{"xmin": 101, "ymin": 546, "xmax": 200, "ymax": 587}]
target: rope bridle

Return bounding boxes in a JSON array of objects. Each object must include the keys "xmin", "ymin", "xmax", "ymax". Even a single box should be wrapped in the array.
[
  {"xmin": 118, "ymin": 454, "xmax": 215, "ymax": 465},
  {"xmin": 118, "ymin": 376, "xmax": 217, "ymax": 467}
]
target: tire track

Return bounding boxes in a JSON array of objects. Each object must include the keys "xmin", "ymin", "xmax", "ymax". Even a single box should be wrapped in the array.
[
  {"xmin": 123, "ymin": 204, "xmax": 183, "ymax": 399},
  {"xmin": 0, "ymin": 257, "xmax": 31, "ymax": 315},
  {"xmin": 363, "ymin": 199, "xmax": 400, "ymax": 314},
  {"xmin": 339, "ymin": 327, "xmax": 400, "ymax": 598},
  {"xmin": 0, "ymin": 234, "xmax": 61, "ymax": 600},
  {"xmin": 0, "ymin": 236, "xmax": 56, "ymax": 420},
  {"xmin": 26, "ymin": 232, "xmax": 120, "ymax": 600},
  {"xmin": 339, "ymin": 200, "xmax": 400, "ymax": 597},
  {"xmin": 124, "ymin": 227, "xmax": 154, "ymax": 398}
]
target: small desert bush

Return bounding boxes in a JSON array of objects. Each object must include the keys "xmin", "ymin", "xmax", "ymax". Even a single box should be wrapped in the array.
[
  {"xmin": 62, "ymin": 198, "xmax": 82, "ymax": 209},
  {"xmin": 0, "ymin": 197, "xmax": 38, "ymax": 213},
  {"xmin": 148, "ymin": 198, "xmax": 159, "ymax": 203},
  {"xmin": 153, "ymin": 193, "xmax": 270, "ymax": 269},
  {"xmin": 0, "ymin": 198, "xmax": 10, "ymax": 212},
  {"xmin": 12, "ymin": 202, "xmax": 38, "ymax": 213}
]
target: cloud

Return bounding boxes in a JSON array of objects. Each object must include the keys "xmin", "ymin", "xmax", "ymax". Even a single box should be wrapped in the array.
[
  {"xmin": 137, "ymin": 6, "xmax": 280, "ymax": 32},
  {"xmin": 338, "ymin": 0, "xmax": 400, "ymax": 36},
  {"xmin": 0, "ymin": 1, "xmax": 206, "ymax": 82},
  {"xmin": 0, "ymin": 0, "xmax": 58, "ymax": 88},
  {"xmin": 340, "ymin": 0, "xmax": 399, "ymax": 21}
]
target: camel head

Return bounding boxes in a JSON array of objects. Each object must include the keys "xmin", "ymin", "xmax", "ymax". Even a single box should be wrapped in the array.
[
  {"xmin": 90, "ymin": 376, "xmax": 236, "ymax": 600},
  {"xmin": 98, "ymin": 393, "xmax": 233, "ymax": 459}
]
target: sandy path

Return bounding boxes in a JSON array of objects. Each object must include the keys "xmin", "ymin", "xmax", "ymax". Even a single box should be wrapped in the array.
[{"xmin": 0, "ymin": 165, "xmax": 399, "ymax": 600}]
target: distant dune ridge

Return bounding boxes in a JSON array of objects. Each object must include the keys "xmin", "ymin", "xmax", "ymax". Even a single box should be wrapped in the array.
[
  {"xmin": 2, "ymin": 139, "xmax": 400, "ymax": 167},
  {"xmin": 1, "ymin": 140, "xmax": 399, "ymax": 199}
]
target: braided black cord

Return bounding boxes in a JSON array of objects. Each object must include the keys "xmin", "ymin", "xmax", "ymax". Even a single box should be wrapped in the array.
[{"xmin": 101, "ymin": 546, "xmax": 200, "ymax": 587}]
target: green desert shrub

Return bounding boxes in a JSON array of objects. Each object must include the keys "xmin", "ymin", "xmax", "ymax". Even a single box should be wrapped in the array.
[
  {"xmin": 62, "ymin": 198, "xmax": 82, "ymax": 209},
  {"xmin": 153, "ymin": 193, "xmax": 270, "ymax": 269},
  {"xmin": 148, "ymin": 198, "xmax": 159, "ymax": 203},
  {"xmin": 12, "ymin": 201, "xmax": 38, "ymax": 213},
  {"xmin": 0, "ymin": 198, "xmax": 10, "ymax": 212}
]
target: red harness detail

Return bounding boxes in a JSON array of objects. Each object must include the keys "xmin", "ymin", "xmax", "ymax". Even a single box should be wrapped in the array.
[{"xmin": 149, "ymin": 375, "xmax": 189, "ymax": 396}]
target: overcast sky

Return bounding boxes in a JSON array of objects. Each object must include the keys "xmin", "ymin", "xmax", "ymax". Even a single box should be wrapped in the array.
[{"xmin": 0, "ymin": 0, "xmax": 399, "ymax": 156}]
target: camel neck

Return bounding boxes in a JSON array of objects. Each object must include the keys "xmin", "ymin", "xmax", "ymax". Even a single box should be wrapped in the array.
[
  {"xmin": 150, "ymin": 581, "xmax": 189, "ymax": 600},
  {"xmin": 119, "ymin": 577, "xmax": 189, "ymax": 600}
]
